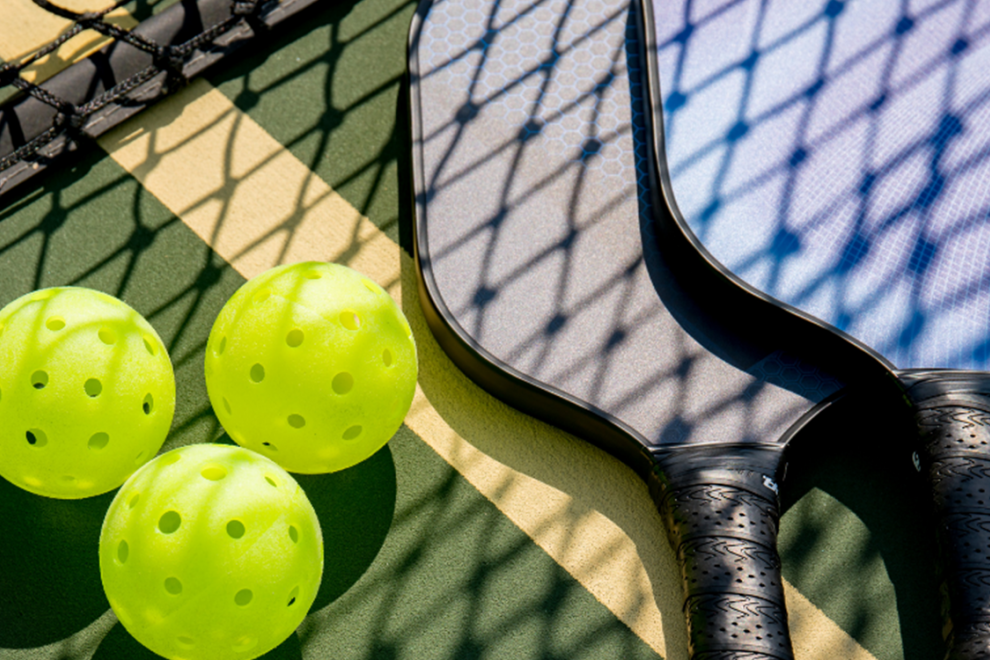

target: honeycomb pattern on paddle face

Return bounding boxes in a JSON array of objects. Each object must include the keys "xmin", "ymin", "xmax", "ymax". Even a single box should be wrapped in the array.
[{"xmin": 418, "ymin": 0, "xmax": 647, "ymax": 193}]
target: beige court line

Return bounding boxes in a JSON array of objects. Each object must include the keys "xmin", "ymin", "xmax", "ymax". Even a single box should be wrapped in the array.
[
  {"xmin": 4, "ymin": 0, "xmax": 137, "ymax": 84},
  {"xmin": 94, "ymin": 78, "xmax": 878, "ymax": 660}
]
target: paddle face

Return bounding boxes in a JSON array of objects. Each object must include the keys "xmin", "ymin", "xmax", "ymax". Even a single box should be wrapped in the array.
[
  {"xmin": 652, "ymin": 0, "xmax": 990, "ymax": 371},
  {"xmin": 410, "ymin": 0, "xmax": 845, "ymax": 466}
]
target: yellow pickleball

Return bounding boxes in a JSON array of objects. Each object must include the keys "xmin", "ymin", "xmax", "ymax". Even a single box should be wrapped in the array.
[
  {"xmin": 99, "ymin": 444, "xmax": 323, "ymax": 660},
  {"xmin": 204, "ymin": 262, "xmax": 417, "ymax": 474},
  {"xmin": 0, "ymin": 287, "xmax": 175, "ymax": 498}
]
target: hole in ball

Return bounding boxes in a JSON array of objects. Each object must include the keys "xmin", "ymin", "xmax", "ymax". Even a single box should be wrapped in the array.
[
  {"xmin": 235, "ymin": 589, "xmax": 253, "ymax": 606},
  {"xmin": 135, "ymin": 451, "xmax": 145, "ymax": 464},
  {"xmin": 201, "ymin": 465, "xmax": 227, "ymax": 481},
  {"xmin": 164, "ymin": 577, "xmax": 183, "ymax": 595},
  {"xmin": 250, "ymin": 364, "xmax": 265, "ymax": 383},
  {"xmin": 31, "ymin": 290, "xmax": 54, "ymax": 302},
  {"xmin": 128, "ymin": 494, "xmax": 140, "ymax": 509},
  {"xmin": 383, "ymin": 349, "xmax": 393, "ymax": 366},
  {"xmin": 216, "ymin": 336, "xmax": 227, "ymax": 356},
  {"xmin": 88, "ymin": 432, "xmax": 109, "ymax": 450},
  {"xmin": 85, "ymin": 378, "xmax": 102, "ymax": 397},
  {"xmin": 332, "ymin": 372, "xmax": 353, "ymax": 395},
  {"xmin": 287, "ymin": 586, "xmax": 299, "ymax": 606},
  {"xmin": 304, "ymin": 270, "xmax": 322, "ymax": 280},
  {"xmin": 289, "ymin": 526, "xmax": 299, "ymax": 543},
  {"xmin": 227, "ymin": 520, "xmax": 246, "ymax": 539},
  {"xmin": 254, "ymin": 288, "xmax": 271, "ymax": 304},
  {"xmin": 31, "ymin": 371, "xmax": 48, "ymax": 389},
  {"xmin": 61, "ymin": 475, "xmax": 76, "ymax": 482},
  {"xmin": 223, "ymin": 397, "xmax": 232, "ymax": 415},
  {"xmin": 142, "ymin": 393, "xmax": 154, "ymax": 415},
  {"xmin": 143, "ymin": 335, "xmax": 157, "ymax": 356},
  {"xmin": 343, "ymin": 425, "xmax": 363, "ymax": 440},
  {"xmin": 118, "ymin": 540, "xmax": 129, "ymax": 563},
  {"xmin": 288, "ymin": 415, "xmax": 306, "ymax": 429},
  {"xmin": 362, "ymin": 280, "xmax": 378, "ymax": 294},
  {"xmin": 265, "ymin": 475, "xmax": 278, "ymax": 488},
  {"xmin": 262, "ymin": 442, "xmax": 278, "ymax": 451},
  {"xmin": 26, "ymin": 429, "xmax": 47, "ymax": 447},
  {"xmin": 176, "ymin": 636, "xmax": 194, "ymax": 648},
  {"xmin": 233, "ymin": 637, "xmax": 257, "ymax": 653},
  {"xmin": 159, "ymin": 511, "xmax": 181, "ymax": 534},
  {"xmin": 340, "ymin": 311, "xmax": 361, "ymax": 331},
  {"xmin": 162, "ymin": 451, "xmax": 181, "ymax": 466},
  {"xmin": 286, "ymin": 329, "xmax": 304, "ymax": 347},
  {"xmin": 98, "ymin": 327, "xmax": 117, "ymax": 345},
  {"xmin": 46, "ymin": 316, "xmax": 65, "ymax": 331}
]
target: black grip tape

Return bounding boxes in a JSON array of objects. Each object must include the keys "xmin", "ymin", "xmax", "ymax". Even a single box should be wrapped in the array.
[
  {"xmin": 649, "ymin": 449, "xmax": 793, "ymax": 660},
  {"xmin": 915, "ymin": 403, "xmax": 990, "ymax": 659}
]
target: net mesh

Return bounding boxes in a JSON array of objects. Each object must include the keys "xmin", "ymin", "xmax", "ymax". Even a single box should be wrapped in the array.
[{"xmin": 0, "ymin": 0, "xmax": 313, "ymax": 198}]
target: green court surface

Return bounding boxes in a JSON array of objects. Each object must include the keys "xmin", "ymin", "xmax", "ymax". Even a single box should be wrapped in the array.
[{"xmin": 0, "ymin": 0, "xmax": 947, "ymax": 658}]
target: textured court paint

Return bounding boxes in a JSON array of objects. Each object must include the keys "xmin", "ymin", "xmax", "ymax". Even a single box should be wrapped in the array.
[
  {"xmin": 92, "ymin": 71, "xmax": 881, "ymax": 659},
  {"xmin": 100, "ymin": 79, "xmax": 403, "ymax": 300},
  {"xmin": 301, "ymin": 427, "xmax": 663, "ymax": 660},
  {"xmin": 210, "ymin": 0, "xmax": 417, "ymax": 246},
  {"xmin": 781, "ymin": 489, "xmax": 901, "ymax": 660},
  {"xmin": 785, "ymin": 585, "xmax": 880, "ymax": 660},
  {"xmin": 0, "ymin": 610, "xmax": 118, "ymax": 660}
]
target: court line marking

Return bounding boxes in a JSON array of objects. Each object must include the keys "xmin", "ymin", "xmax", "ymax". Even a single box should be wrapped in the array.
[
  {"xmin": 0, "ymin": 14, "xmax": 878, "ymax": 657},
  {"xmin": 98, "ymin": 79, "xmax": 878, "ymax": 660}
]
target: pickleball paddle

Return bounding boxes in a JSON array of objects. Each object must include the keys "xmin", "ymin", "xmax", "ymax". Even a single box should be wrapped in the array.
[
  {"xmin": 408, "ymin": 0, "xmax": 895, "ymax": 656},
  {"xmin": 643, "ymin": 0, "xmax": 990, "ymax": 655}
]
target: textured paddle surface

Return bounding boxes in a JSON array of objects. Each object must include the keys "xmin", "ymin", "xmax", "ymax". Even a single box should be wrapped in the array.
[
  {"xmin": 653, "ymin": 0, "xmax": 990, "ymax": 370},
  {"xmin": 413, "ymin": 0, "xmax": 841, "ymax": 450}
]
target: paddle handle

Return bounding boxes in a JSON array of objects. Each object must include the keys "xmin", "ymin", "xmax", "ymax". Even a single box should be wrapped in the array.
[
  {"xmin": 651, "ymin": 461, "xmax": 794, "ymax": 660},
  {"xmin": 915, "ymin": 402, "xmax": 990, "ymax": 659}
]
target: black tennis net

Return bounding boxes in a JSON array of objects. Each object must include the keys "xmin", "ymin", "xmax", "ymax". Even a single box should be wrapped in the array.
[{"xmin": 0, "ymin": 0, "xmax": 323, "ymax": 202}]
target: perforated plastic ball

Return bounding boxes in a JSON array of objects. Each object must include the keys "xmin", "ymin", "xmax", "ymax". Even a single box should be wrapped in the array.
[
  {"xmin": 0, "ymin": 287, "xmax": 175, "ymax": 499},
  {"xmin": 204, "ymin": 262, "xmax": 417, "ymax": 474},
  {"xmin": 99, "ymin": 444, "xmax": 323, "ymax": 660}
]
